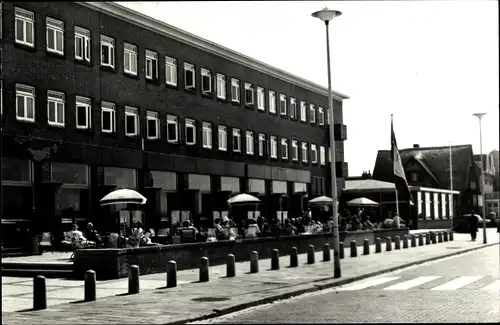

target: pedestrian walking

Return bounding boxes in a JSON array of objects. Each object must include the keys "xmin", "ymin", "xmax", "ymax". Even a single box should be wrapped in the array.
[{"xmin": 468, "ymin": 212, "xmax": 478, "ymax": 241}]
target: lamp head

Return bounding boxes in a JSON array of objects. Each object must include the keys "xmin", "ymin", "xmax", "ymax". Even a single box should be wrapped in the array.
[
  {"xmin": 312, "ymin": 7, "xmax": 342, "ymax": 22},
  {"xmin": 473, "ymin": 112, "xmax": 487, "ymax": 119}
]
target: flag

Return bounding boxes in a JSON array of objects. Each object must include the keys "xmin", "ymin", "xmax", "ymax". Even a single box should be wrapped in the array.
[{"xmin": 391, "ymin": 116, "xmax": 414, "ymax": 203}]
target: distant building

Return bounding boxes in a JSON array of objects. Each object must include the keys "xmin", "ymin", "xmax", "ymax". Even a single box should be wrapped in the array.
[{"xmin": 484, "ymin": 150, "xmax": 500, "ymax": 216}]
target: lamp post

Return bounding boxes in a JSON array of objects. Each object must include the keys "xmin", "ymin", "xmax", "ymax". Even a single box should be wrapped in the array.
[
  {"xmin": 312, "ymin": 7, "xmax": 343, "ymax": 278},
  {"xmin": 473, "ymin": 112, "xmax": 487, "ymax": 244}
]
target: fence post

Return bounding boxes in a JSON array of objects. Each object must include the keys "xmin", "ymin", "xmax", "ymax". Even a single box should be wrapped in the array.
[
  {"xmin": 290, "ymin": 247, "xmax": 298, "ymax": 267},
  {"xmin": 307, "ymin": 245, "xmax": 315, "ymax": 264},
  {"xmin": 449, "ymin": 231, "xmax": 454, "ymax": 241},
  {"xmin": 375, "ymin": 237, "xmax": 382, "ymax": 253},
  {"xmin": 411, "ymin": 234, "xmax": 417, "ymax": 247},
  {"xmin": 84, "ymin": 270, "xmax": 96, "ymax": 302},
  {"xmin": 226, "ymin": 254, "xmax": 236, "ymax": 277},
  {"xmin": 339, "ymin": 242, "xmax": 345, "ymax": 259},
  {"xmin": 385, "ymin": 237, "xmax": 392, "ymax": 251},
  {"xmin": 350, "ymin": 240, "xmax": 357, "ymax": 257},
  {"xmin": 403, "ymin": 235, "xmax": 409, "ymax": 249},
  {"xmin": 394, "ymin": 236, "xmax": 401, "ymax": 250},
  {"xmin": 425, "ymin": 233, "xmax": 431, "ymax": 245},
  {"xmin": 431, "ymin": 232, "xmax": 437, "ymax": 244},
  {"xmin": 33, "ymin": 275, "xmax": 47, "ymax": 310},
  {"xmin": 128, "ymin": 265, "xmax": 140, "ymax": 294},
  {"xmin": 323, "ymin": 243, "xmax": 331, "ymax": 262},
  {"xmin": 418, "ymin": 234, "xmax": 424, "ymax": 246},
  {"xmin": 443, "ymin": 231, "xmax": 449, "ymax": 242},
  {"xmin": 271, "ymin": 249, "xmax": 280, "ymax": 270},
  {"xmin": 250, "ymin": 251, "xmax": 259, "ymax": 273},
  {"xmin": 166, "ymin": 260, "xmax": 177, "ymax": 288},
  {"xmin": 438, "ymin": 232, "xmax": 443, "ymax": 243},
  {"xmin": 199, "ymin": 257, "xmax": 210, "ymax": 282},
  {"xmin": 363, "ymin": 239, "xmax": 370, "ymax": 255}
]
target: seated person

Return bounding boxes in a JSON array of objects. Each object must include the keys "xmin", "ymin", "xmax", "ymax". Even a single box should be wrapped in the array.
[
  {"xmin": 127, "ymin": 222, "xmax": 144, "ymax": 248},
  {"xmin": 282, "ymin": 219, "xmax": 297, "ymax": 236},
  {"xmin": 84, "ymin": 222, "xmax": 102, "ymax": 247},
  {"xmin": 213, "ymin": 218, "xmax": 228, "ymax": 240},
  {"xmin": 245, "ymin": 223, "xmax": 261, "ymax": 238},
  {"xmin": 69, "ymin": 223, "xmax": 95, "ymax": 248},
  {"xmin": 221, "ymin": 216, "xmax": 237, "ymax": 228}
]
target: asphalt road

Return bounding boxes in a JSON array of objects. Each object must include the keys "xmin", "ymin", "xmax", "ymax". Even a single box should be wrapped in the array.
[{"xmin": 196, "ymin": 245, "xmax": 500, "ymax": 323}]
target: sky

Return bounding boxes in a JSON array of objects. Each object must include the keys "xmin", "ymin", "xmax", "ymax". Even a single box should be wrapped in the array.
[{"xmin": 118, "ymin": 1, "xmax": 499, "ymax": 176}]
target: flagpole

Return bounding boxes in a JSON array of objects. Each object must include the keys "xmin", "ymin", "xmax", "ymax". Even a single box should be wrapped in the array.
[
  {"xmin": 449, "ymin": 141, "xmax": 454, "ymax": 230},
  {"xmin": 391, "ymin": 114, "xmax": 400, "ymax": 228}
]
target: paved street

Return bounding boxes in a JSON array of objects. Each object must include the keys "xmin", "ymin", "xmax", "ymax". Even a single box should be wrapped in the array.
[
  {"xmin": 197, "ymin": 245, "xmax": 500, "ymax": 323},
  {"xmin": 1, "ymin": 230, "xmax": 498, "ymax": 324}
]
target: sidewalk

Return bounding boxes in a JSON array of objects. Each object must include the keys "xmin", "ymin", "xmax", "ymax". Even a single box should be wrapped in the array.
[{"xmin": 2, "ymin": 230, "xmax": 498, "ymax": 324}]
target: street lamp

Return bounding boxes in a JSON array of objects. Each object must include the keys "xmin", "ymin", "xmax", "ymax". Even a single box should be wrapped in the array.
[
  {"xmin": 473, "ymin": 112, "xmax": 487, "ymax": 244},
  {"xmin": 312, "ymin": 7, "xmax": 342, "ymax": 279}
]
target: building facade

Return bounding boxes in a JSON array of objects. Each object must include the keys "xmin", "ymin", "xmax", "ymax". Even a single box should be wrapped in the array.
[{"xmin": 0, "ymin": 2, "xmax": 349, "ymax": 250}]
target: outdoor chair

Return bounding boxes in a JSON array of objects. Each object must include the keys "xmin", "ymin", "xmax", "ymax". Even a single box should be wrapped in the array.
[
  {"xmin": 180, "ymin": 228, "xmax": 196, "ymax": 243},
  {"xmin": 39, "ymin": 232, "xmax": 54, "ymax": 253}
]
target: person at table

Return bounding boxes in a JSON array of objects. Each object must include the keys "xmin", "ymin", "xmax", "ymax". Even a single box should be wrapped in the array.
[
  {"xmin": 128, "ymin": 222, "xmax": 144, "ymax": 247},
  {"xmin": 84, "ymin": 222, "xmax": 102, "ymax": 247},
  {"xmin": 69, "ymin": 223, "xmax": 95, "ymax": 248},
  {"xmin": 282, "ymin": 218, "xmax": 297, "ymax": 236},
  {"xmin": 221, "ymin": 216, "xmax": 237, "ymax": 228}
]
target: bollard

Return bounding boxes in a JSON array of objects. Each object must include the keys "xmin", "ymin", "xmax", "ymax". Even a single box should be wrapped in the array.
[
  {"xmin": 271, "ymin": 249, "xmax": 280, "ymax": 270},
  {"xmin": 199, "ymin": 257, "xmax": 210, "ymax": 282},
  {"xmin": 363, "ymin": 239, "xmax": 370, "ymax": 255},
  {"xmin": 438, "ymin": 232, "xmax": 443, "ymax": 243},
  {"xmin": 403, "ymin": 235, "xmax": 409, "ymax": 249},
  {"xmin": 33, "ymin": 275, "xmax": 47, "ymax": 310},
  {"xmin": 166, "ymin": 260, "xmax": 177, "ymax": 288},
  {"xmin": 350, "ymin": 240, "xmax": 357, "ymax": 257},
  {"xmin": 323, "ymin": 243, "xmax": 331, "ymax": 262},
  {"xmin": 375, "ymin": 237, "xmax": 382, "ymax": 253},
  {"xmin": 226, "ymin": 254, "xmax": 236, "ymax": 277},
  {"xmin": 250, "ymin": 251, "xmax": 259, "ymax": 273},
  {"xmin": 431, "ymin": 232, "xmax": 437, "ymax": 244},
  {"xmin": 425, "ymin": 233, "xmax": 431, "ymax": 245},
  {"xmin": 290, "ymin": 247, "xmax": 298, "ymax": 267},
  {"xmin": 385, "ymin": 237, "xmax": 392, "ymax": 251},
  {"xmin": 307, "ymin": 245, "xmax": 315, "ymax": 264},
  {"xmin": 128, "ymin": 265, "xmax": 140, "ymax": 294},
  {"xmin": 418, "ymin": 234, "xmax": 424, "ymax": 246},
  {"xmin": 339, "ymin": 242, "xmax": 345, "ymax": 259},
  {"xmin": 411, "ymin": 234, "xmax": 417, "ymax": 247},
  {"xmin": 449, "ymin": 231, "xmax": 454, "ymax": 241},
  {"xmin": 84, "ymin": 270, "xmax": 96, "ymax": 302},
  {"xmin": 443, "ymin": 231, "xmax": 449, "ymax": 242},
  {"xmin": 394, "ymin": 236, "xmax": 401, "ymax": 250}
]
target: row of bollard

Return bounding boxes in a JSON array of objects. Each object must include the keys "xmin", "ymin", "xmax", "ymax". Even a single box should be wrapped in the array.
[{"xmin": 32, "ymin": 230, "xmax": 453, "ymax": 310}]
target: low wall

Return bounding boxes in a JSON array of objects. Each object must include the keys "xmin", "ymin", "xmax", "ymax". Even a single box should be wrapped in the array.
[
  {"xmin": 418, "ymin": 219, "xmax": 452, "ymax": 230},
  {"xmin": 74, "ymin": 228, "xmax": 409, "ymax": 280}
]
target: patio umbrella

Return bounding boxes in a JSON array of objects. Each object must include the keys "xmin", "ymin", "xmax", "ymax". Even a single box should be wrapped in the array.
[
  {"xmin": 308, "ymin": 196, "xmax": 337, "ymax": 205},
  {"xmin": 227, "ymin": 193, "xmax": 261, "ymax": 205},
  {"xmin": 346, "ymin": 197, "xmax": 379, "ymax": 207},
  {"xmin": 100, "ymin": 189, "xmax": 147, "ymax": 206}
]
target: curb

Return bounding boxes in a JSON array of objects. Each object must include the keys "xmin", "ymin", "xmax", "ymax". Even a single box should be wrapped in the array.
[{"xmin": 166, "ymin": 241, "xmax": 499, "ymax": 324}]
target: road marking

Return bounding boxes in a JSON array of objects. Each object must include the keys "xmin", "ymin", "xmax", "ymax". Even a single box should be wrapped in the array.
[
  {"xmin": 430, "ymin": 276, "xmax": 484, "ymax": 291},
  {"xmin": 481, "ymin": 280, "xmax": 500, "ymax": 291},
  {"xmin": 336, "ymin": 276, "xmax": 400, "ymax": 291},
  {"xmin": 383, "ymin": 276, "xmax": 441, "ymax": 290}
]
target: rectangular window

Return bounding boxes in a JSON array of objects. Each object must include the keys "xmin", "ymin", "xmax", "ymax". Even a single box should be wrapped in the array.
[
  {"xmin": 318, "ymin": 107, "xmax": 325, "ymax": 125},
  {"xmin": 15, "ymin": 7, "xmax": 34, "ymax": 47},
  {"xmin": 301, "ymin": 142, "xmax": 308, "ymax": 163},
  {"xmin": 258, "ymin": 133, "xmax": 266, "ymax": 156},
  {"xmin": 125, "ymin": 106, "xmax": 139, "ymax": 137},
  {"xmin": 320, "ymin": 146, "xmax": 326, "ymax": 165},
  {"xmin": 311, "ymin": 144, "xmax": 318, "ymax": 164},
  {"xmin": 201, "ymin": 68, "xmax": 212, "ymax": 93},
  {"xmin": 202, "ymin": 122, "xmax": 212, "ymax": 149},
  {"xmin": 290, "ymin": 98, "xmax": 297, "ymax": 119},
  {"xmin": 300, "ymin": 101, "xmax": 307, "ymax": 122},
  {"xmin": 46, "ymin": 17, "xmax": 64, "ymax": 55},
  {"xmin": 279, "ymin": 94, "xmax": 287, "ymax": 116},
  {"xmin": 291, "ymin": 140, "xmax": 299, "ymax": 161},
  {"xmin": 15, "ymin": 84, "xmax": 35, "ymax": 122},
  {"xmin": 309, "ymin": 104, "xmax": 316, "ymax": 123},
  {"xmin": 246, "ymin": 131, "xmax": 254, "ymax": 155},
  {"xmin": 257, "ymin": 87, "xmax": 265, "ymax": 111},
  {"xmin": 145, "ymin": 50, "xmax": 158, "ymax": 80},
  {"xmin": 424, "ymin": 192, "xmax": 431, "ymax": 219},
  {"xmin": 166, "ymin": 115, "xmax": 179, "ymax": 143},
  {"xmin": 184, "ymin": 62, "xmax": 195, "ymax": 89},
  {"xmin": 441, "ymin": 193, "xmax": 447, "ymax": 218},
  {"xmin": 218, "ymin": 126, "xmax": 227, "ymax": 151},
  {"xmin": 270, "ymin": 136, "xmax": 277, "ymax": 159},
  {"xmin": 245, "ymin": 83, "xmax": 254, "ymax": 105},
  {"xmin": 76, "ymin": 96, "xmax": 91, "ymax": 129},
  {"xmin": 123, "ymin": 43, "xmax": 138, "ymax": 75},
  {"xmin": 165, "ymin": 56, "xmax": 178, "ymax": 86},
  {"xmin": 185, "ymin": 119, "xmax": 196, "ymax": 145},
  {"xmin": 232, "ymin": 129, "xmax": 241, "ymax": 152},
  {"xmin": 146, "ymin": 111, "xmax": 159, "ymax": 140},
  {"xmin": 101, "ymin": 101, "xmax": 116, "ymax": 133},
  {"xmin": 216, "ymin": 73, "xmax": 226, "ymax": 99},
  {"xmin": 47, "ymin": 90, "xmax": 65, "ymax": 127},
  {"xmin": 75, "ymin": 27, "xmax": 91, "ymax": 62},
  {"xmin": 100, "ymin": 35, "xmax": 115, "ymax": 68},
  {"xmin": 281, "ymin": 138, "xmax": 288, "ymax": 160},
  {"xmin": 269, "ymin": 91, "xmax": 276, "ymax": 114},
  {"xmin": 231, "ymin": 78, "xmax": 240, "ymax": 103}
]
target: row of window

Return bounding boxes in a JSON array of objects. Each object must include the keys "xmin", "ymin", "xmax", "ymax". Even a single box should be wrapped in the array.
[
  {"xmin": 9, "ymin": 83, "xmax": 332, "ymax": 165},
  {"xmin": 12, "ymin": 6, "xmax": 330, "ymax": 125}
]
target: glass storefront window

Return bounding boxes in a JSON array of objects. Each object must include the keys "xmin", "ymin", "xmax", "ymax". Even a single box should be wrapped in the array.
[
  {"xmin": 51, "ymin": 162, "xmax": 89, "ymax": 185},
  {"xmin": 1, "ymin": 158, "xmax": 31, "ymax": 183},
  {"xmin": 104, "ymin": 167, "xmax": 137, "ymax": 189},
  {"xmin": 151, "ymin": 171, "xmax": 177, "ymax": 191},
  {"xmin": 1, "ymin": 185, "xmax": 33, "ymax": 220}
]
